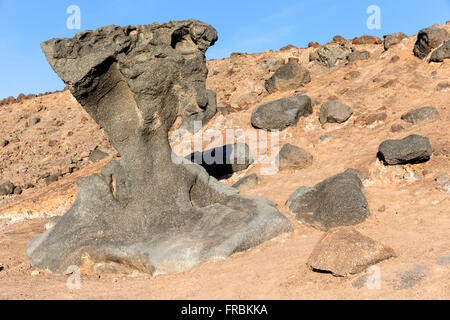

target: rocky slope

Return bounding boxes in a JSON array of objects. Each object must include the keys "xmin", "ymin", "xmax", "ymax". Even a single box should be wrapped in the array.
[{"xmin": 0, "ymin": 22, "xmax": 449, "ymax": 299}]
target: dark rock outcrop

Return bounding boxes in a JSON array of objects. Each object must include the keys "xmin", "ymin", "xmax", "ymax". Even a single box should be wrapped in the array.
[
  {"xmin": 430, "ymin": 40, "xmax": 450, "ymax": 62},
  {"xmin": 251, "ymin": 96, "xmax": 312, "ymax": 131},
  {"xmin": 378, "ymin": 134, "xmax": 432, "ymax": 165},
  {"xmin": 414, "ymin": 27, "xmax": 449, "ymax": 59},
  {"xmin": 286, "ymin": 169, "xmax": 370, "ymax": 231},
  {"xmin": 27, "ymin": 20, "xmax": 293, "ymax": 275}
]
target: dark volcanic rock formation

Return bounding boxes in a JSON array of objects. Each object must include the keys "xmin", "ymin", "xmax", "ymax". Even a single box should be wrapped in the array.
[
  {"xmin": 27, "ymin": 20, "xmax": 292, "ymax": 275},
  {"xmin": 286, "ymin": 169, "xmax": 370, "ymax": 231},
  {"xmin": 414, "ymin": 27, "xmax": 449, "ymax": 59}
]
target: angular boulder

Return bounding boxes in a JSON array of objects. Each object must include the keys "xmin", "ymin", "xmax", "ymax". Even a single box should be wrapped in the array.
[
  {"xmin": 251, "ymin": 95, "xmax": 312, "ymax": 131},
  {"xmin": 310, "ymin": 43, "xmax": 352, "ymax": 68},
  {"xmin": 414, "ymin": 27, "xmax": 449, "ymax": 59},
  {"xmin": 27, "ymin": 20, "xmax": 293, "ymax": 275},
  {"xmin": 277, "ymin": 144, "xmax": 313, "ymax": 171},
  {"xmin": 265, "ymin": 62, "xmax": 311, "ymax": 94},
  {"xmin": 401, "ymin": 106, "xmax": 439, "ymax": 124},
  {"xmin": 307, "ymin": 226, "xmax": 396, "ymax": 276},
  {"xmin": 286, "ymin": 169, "xmax": 370, "ymax": 231},
  {"xmin": 378, "ymin": 134, "xmax": 432, "ymax": 165},
  {"xmin": 384, "ymin": 32, "xmax": 407, "ymax": 50},
  {"xmin": 347, "ymin": 50, "xmax": 370, "ymax": 64},
  {"xmin": 430, "ymin": 40, "xmax": 450, "ymax": 62},
  {"xmin": 319, "ymin": 101, "xmax": 353, "ymax": 124}
]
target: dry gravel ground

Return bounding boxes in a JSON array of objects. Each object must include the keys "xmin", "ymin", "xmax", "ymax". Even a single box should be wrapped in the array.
[{"xmin": 0, "ymin": 24, "xmax": 449, "ymax": 299}]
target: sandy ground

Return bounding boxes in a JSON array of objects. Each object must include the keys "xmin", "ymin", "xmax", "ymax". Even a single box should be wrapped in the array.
[{"xmin": 0, "ymin": 24, "xmax": 449, "ymax": 299}]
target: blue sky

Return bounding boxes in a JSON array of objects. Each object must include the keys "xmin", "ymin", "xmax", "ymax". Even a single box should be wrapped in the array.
[{"xmin": 0, "ymin": 0, "xmax": 449, "ymax": 99}]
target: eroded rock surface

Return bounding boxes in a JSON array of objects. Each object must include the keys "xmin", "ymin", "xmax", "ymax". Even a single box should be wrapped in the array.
[{"xmin": 27, "ymin": 20, "xmax": 293, "ymax": 275}]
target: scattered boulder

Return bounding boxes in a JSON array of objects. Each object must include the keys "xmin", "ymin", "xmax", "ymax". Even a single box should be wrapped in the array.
[
  {"xmin": 435, "ymin": 173, "xmax": 449, "ymax": 185},
  {"xmin": 286, "ymin": 169, "xmax": 370, "ymax": 231},
  {"xmin": 332, "ymin": 35, "xmax": 346, "ymax": 43},
  {"xmin": 401, "ymin": 106, "xmax": 439, "ymax": 124},
  {"xmin": 343, "ymin": 71, "xmax": 360, "ymax": 80},
  {"xmin": 232, "ymin": 174, "xmax": 258, "ymax": 191},
  {"xmin": 351, "ymin": 35, "xmax": 382, "ymax": 45},
  {"xmin": 30, "ymin": 117, "xmax": 41, "ymax": 126},
  {"xmin": 308, "ymin": 41, "xmax": 320, "ymax": 48},
  {"xmin": 186, "ymin": 143, "xmax": 254, "ymax": 179},
  {"xmin": 347, "ymin": 50, "xmax": 370, "ymax": 64},
  {"xmin": 260, "ymin": 58, "xmax": 284, "ymax": 72},
  {"xmin": 27, "ymin": 20, "xmax": 293, "ymax": 275},
  {"xmin": 414, "ymin": 27, "xmax": 449, "ymax": 59},
  {"xmin": 265, "ymin": 62, "xmax": 311, "ymax": 94},
  {"xmin": 0, "ymin": 181, "xmax": 15, "ymax": 196},
  {"xmin": 430, "ymin": 40, "xmax": 450, "ymax": 62},
  {"xmin": 354, "ymin": 112, "xmax": 387, "ymax": 126},
  {"xmin": 378, "ymin": 134, "xmax": 432, "ymax": 165},
  {"xmin": 310, "ymin": 43, "xmax": 352, "ymax": 68},
  {"xmin": 277, "ymin": 144, "xmax": 313, "ymax": 171},
  {"xmin": 319, "ymin": 101, "xmax": 353, "ymax": 124},
  {"xmin": 251, "ymin": 96, "xmax": 312, "ymax": 131},
  {"xmin": 307, "ymin": 226, "xmax": 396, "ymax": 276},
  {"xmin": 0, "ymin": 139, "xmax": 9, "ymax": 147},
  {"xmin": 391, "ymin": 123, "xmax": 404, "ymax": 132},
  {"xmin": 384, "ymin": 32, "xmax": 407, "ymax": 50}
]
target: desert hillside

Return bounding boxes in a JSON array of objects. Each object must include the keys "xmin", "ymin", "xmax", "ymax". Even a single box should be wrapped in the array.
[{"xmin": 0, "ymin": 22, "xmax": 449, "ymax": 299}]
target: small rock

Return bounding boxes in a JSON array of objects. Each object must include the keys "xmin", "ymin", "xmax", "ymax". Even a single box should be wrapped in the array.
[
  {"xmin": 401, "ymin": 106, "xmax": 438, "ymax": 124},
  {"xmin": 352, "ymin": 35, "xmax": 382, "ymax": 45},
  {"xmin": 442, "ymin": 182, "xmax": 450, "ymax": 193},
  {"xmin": 436, "ymin": 82, "xmax": 450, "ymax": 91},
  {"xmin": 251, "ymin": 96, "xmax": 313, "ymax": 131},
  {"xmin": 384, "ymin": 32, "xmax": 407, "ymax": 50},
  {"xmin": 390, "ymin": 55, "xmax": 400, "ymax": 63},
  {"xmin": 265, "ymin": 62, "xmax": 311, "ymax": 94},
  {"xmin": 48, "ymin": 140, "xmax": 58, "ymax": 147},
  {"xmin": 435, "ymin": 173, "xmax": 449, "ymax": 185},
  {"xmin": 307, "ymin": 226, "xmax": 395, "ymax": 276},
  {"xmin": 310, "ymin": 43, "xmax": 352, "ymax": 68},
  {"xmin": 217, "ymin": 106, "xmax": 229, "ymax": 116},
  {"xmin": 13, "ymin": 187, "xmax": 22, "ymax": 195},
  {"xmin": 378, "ymin": 205, "xmax": 386, "ymax": 212},
  {"xmin": 319, "ymin": 101, "xmax": 353, "ymax": 124},
  {"xmin": 391, "ymin": 123, "xmax": 404, "ymax": 132},
  {"xmin": 308, "ymin": 41, "xmax": 320, "ymax": 48},
  {"xmin": 347, "ymin": 51, "xmax": 370, "ymax": 64},
  {"xmin": 0, "ymin": 181, "xmax": 15, "ymax": 196},
  {"xmin": 378, "ymin": 134, "xmax": 432, "ymax": 165},
  {"xmin": 277, "ymin": 144, "xmax": 313, "ymax": 171},
  {"xmin": 30, "ymin": 117, "xmax": 41, "ymax": 126},
  {"xmin": 319, "ymin": 135, "xmax": 332, "ymax": 143},
  {"xmin": 344, "ymin": 71, "xmax": 361, "ymax": 80},
  {"xmin": 0, "ymin": 139, "xmax": 9, "ymax": 147},
  {"xmin": 232, "ymin": 174, "xmax": 258, "ymax": 191}
]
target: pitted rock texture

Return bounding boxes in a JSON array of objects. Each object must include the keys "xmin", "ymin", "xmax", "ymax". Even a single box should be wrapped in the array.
[
  {"xmin": 27, "ymin": 20, "xmax": 293, "ymax": 275},
  {"xmin": 286, "ymin": 169, "xmax": 370, "ymax": 231}
]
